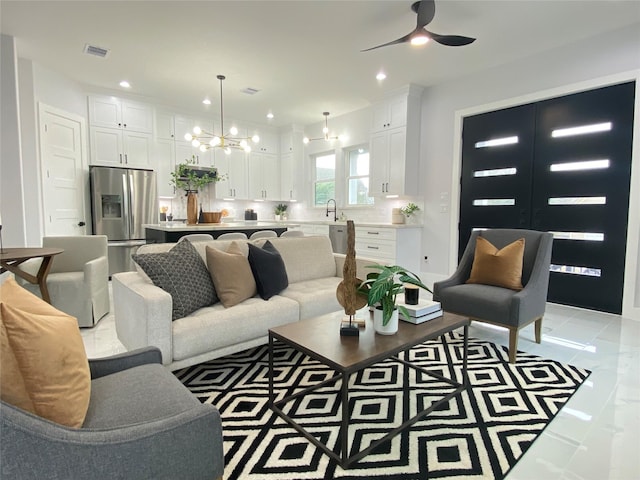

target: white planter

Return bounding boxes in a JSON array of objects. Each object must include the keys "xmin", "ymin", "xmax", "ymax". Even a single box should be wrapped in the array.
[
  {"xmin": 373, "ymin": 307, "xmax": 399, "ymax": 335},
  {"xmin": 274, "ymin": 214, "xmax": 281, "ymax": 221}
]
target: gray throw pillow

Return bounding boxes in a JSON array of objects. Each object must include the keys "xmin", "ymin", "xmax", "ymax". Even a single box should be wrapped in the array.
[{"xmin": 132, "ymin": 239, "xmax": 217, "ymax": 320}]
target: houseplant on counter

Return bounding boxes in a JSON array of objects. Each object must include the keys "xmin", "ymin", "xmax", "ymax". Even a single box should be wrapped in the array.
[
  {"xmin": 400, "ymin": 202, "xmax": 420, "ymax": 222},
  {"xmin": 359, "ymin": 265, "xmax": 431, "ymax": 335},
  {"xmin": 274, "ymin": 203, "xmax": 288, "ymax": 221},
  {"xmin": 169, "ymin": 156, "xmax": 225, "ymax": 225}
]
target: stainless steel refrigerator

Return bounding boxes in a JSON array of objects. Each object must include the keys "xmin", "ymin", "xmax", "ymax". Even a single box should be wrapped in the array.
[{"xmin": 90, "ymin": 166, "xmax": 157, "ymax": 275}]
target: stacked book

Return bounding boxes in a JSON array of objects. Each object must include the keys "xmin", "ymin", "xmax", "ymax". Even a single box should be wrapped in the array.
[{"xmin": 397, "ymin": 299, "xmax": 443, "ymax": 324}]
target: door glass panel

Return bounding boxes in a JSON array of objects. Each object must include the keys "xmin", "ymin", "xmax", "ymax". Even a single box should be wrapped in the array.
[
  {"xmin": 550, "ymin": 264, "xmax": 602, "ymax": 277},
  {"xmin": 551, "ymin": 122, "xmax": 611, "ymax": 138},
  {"xmin": 472, "ymin": 198, "xmax": 516, "ymax": 206},
  {"xmin": 474, "ymin": 136, "xmax": 519, "ymax": 148},
  {"xmin": 550, "ymin": 232, "xmax": 605, "ymax": 241},
  {"xmin": 550, "ymin": 159, "xmax": 609, "ymax": 172},
  {"xmin": 548, "ymin": 197, "xmax": 606, "ymax": 205},
  {"xmin": 473, "ymin": 167, "xmax": 517, "ymax": 177}
]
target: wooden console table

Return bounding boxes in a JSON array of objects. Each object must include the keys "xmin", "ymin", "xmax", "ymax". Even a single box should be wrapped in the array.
[{"xmin": 0, "ymin": 247, "xmax": 64, "ymax": 304}]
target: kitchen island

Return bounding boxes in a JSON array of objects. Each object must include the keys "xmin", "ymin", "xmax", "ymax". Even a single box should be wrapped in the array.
[{"xmin": 144, "ymin": 222, "xmax": 301, "ymax": 243}]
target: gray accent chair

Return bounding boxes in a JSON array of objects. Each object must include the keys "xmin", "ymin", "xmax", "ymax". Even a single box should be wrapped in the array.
[
  {"xmin": 1, "ymin": 347, "xmax": 224, "ymax": 480},
  {"xmin": 433, "ymin": 229, "xmax": 553, "ymax": 363},
  {"xmin": 17, "ymin": 235, "xmax": 110, "ymax": 327}
]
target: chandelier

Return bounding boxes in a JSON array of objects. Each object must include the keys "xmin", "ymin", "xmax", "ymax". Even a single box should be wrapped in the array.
[
  {"xmin": 184, "ymin": 75, "xmax": 259, "ymax": 154},
  {"xmin": 303, "ymin": 112, "xmax": 346, "ymax": 144}
]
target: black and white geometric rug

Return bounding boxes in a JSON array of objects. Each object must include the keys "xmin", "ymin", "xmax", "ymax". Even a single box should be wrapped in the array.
[{"xmin": 175, "ymin": 331, "xmax": 590, "ymax": 479}]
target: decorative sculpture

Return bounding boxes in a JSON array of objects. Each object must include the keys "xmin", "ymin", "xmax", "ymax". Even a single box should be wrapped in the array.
[{"xmin": 336, "ymin": 220, "xmax": 368, "ymax": 336}]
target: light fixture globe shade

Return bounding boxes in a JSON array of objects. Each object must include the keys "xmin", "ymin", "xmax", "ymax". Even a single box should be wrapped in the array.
[
  {"xmin": 239, "ymin": 139, "xmax": 248, "ymax": 148},
  {"xmin": 303, "ymin": 137, "xmax": 310, "ymax": 144},
  {"xmin": 229, "ymin": 126, "xmax": 238, "ymax": 136},
  {"xmin": 191, "ymin": 139, "xmax": 201, "ymax": 148},
  {"xmin": 251, "ymin": 134, "xmax": 260, "ymax": 143},
  {"xmin": 338, "ymin": 134, "xmax": 348, "ymax": 142},
  {"xmin": 184, "ymin": 133, "xmax": 193, "ymax": 141},
  {"xmin": 224, "ymin": 147, "xmax": 232, "ymax": 155},
  {"xmin": 410, "ymin": 31, "xmax": 429, "ymax": 46},
  {"xmin": 244, "ymin": 145, "xmax": 252, "ymax": 153},
  {"xmin": 210, "ymin": 137, "xmax": 221, "ymax": 147},
  {"xmin": 322, "ymin": 126, "xmax": 329, "ymax": 134},
  {"xmin": 193, "ymin": 126, "xmax": 202, "ymax": 135},
  {"xmin": 199, "ymin": 145, "xmax": 207, "ymax": 152}
]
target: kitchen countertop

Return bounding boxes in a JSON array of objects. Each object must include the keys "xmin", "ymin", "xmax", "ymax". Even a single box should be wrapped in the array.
[{"xmin": 145, "ymin": 220, "xmax": 422, "ymax": 231}]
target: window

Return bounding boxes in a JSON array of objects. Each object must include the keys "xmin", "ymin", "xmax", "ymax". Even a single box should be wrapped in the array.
[
  {"xmin": 346, "ymin": 147, "xmax": 373, "ymax": 206},
  {"xmin": 313, "ymin": 153, "xmax": 335, "ymax": 206}
]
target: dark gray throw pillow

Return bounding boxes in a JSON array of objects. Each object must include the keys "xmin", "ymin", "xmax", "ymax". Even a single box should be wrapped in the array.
[
  {"xmin": 132, "ymin": 239, "xmax": 218, "ymax": 320},
  {"xmin": 247, "ymin": 241, "xmax": 288, "ymax": 300}
]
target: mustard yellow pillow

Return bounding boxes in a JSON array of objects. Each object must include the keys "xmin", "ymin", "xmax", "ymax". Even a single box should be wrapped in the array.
[
  {"xmin": 466, "ymin": 237, "xmax": 525, "ymax": 291},
  {"xmin": 206, "ymin": 242, "xmax": 257, "ymax": 307},
  {"xmin": 0, "ymin": 278, "xmax": 91, "ymax": 428}
]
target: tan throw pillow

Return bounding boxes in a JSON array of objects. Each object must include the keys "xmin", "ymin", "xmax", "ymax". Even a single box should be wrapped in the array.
[
  {"xmin": 466, "ymin": 236, "xmax": 525, "ymax": 291},
  {"xmin": 206, "ymin": 242, "xmax": 257, "ymax": 307},
  {"xmin": 0, "ymin": 278, "xmax": 91, "ymax": 428}
]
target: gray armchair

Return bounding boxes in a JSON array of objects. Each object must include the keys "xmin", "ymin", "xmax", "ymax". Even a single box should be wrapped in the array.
[
  {"xmin": 433, "ymin": 229, "xmax": 553, "ymax": 363},
  {"xmin": 18, "ymin": 235, "xmax": 110, "ymax": 327},
  {"xmin": 1, "ymin": 347, "xmax": 224, "ymax": 480}
]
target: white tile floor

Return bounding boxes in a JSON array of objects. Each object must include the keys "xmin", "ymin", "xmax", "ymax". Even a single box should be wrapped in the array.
[{"xmin": 81, "ymin": 285, "xmax": 640, "ymax": 479}]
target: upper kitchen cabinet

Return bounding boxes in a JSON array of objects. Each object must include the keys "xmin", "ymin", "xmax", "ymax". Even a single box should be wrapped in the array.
[
  {"xmin": 174, "ymin": 115, "xmax": 214, "ymax": 142},
  {"xmin": 89, "ymin": 127, "xmax": 152, "ymax": 169},
  {"xmin": 155, "ymin": 111, "xmax": 176, "ymax": 140},
  {"xmin": 213, "ymin": 149, "xmax": 248, "ymax": 200},
  {"xmin": 279, "ymin": 127, "xmax": 303, "ymax": 201},
  {"xmin": 252, "ymin": 129, "xmax": 279, "ymax": 154},
  {"xmin": 371, "ymin": 95, "xmax": 408, "ymax": 131},
  {"xmin": 88, "ymin": 95, "xmax": 153, "ymax": 133},
  {"xmin": 174, "ymin": 142, "xmax": 213, "ymax": 168},
  {"xmin": 368, "ymin": 85, "xmax": 423, "ymax": 197},
  {"xmin": 154, "ymin": 139, "xmax": 176, "ymax": 198},
  {"xmin": 248, "ymin": 152, "xmax": 280, "ymax": 201}
]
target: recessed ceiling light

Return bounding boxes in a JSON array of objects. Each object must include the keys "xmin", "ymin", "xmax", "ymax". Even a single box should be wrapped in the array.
[
  {"xmin": 376, "ymin": 72, "xmax": 386, "ymax": 81},
  {"xmin": 119, "ymin": 80, "xmax": 131, "ymax": 88},
  {"xmin": 202, "ymin": 98, "xmax": 211, "ymax": 105},
  {"xmin": 266, "ymin": 112, "xmax": 274, "ymax": 119}
]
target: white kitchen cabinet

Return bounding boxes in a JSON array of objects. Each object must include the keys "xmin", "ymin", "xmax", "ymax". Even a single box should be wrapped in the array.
[
  {"xmin": 298, "ymin": 223, "xmax": 330, "ymax": 237},
  {"xmin": 370, "ymin": 127, "xmax": 408, "ymax": 196},
  {"xmin": 155, "ymin": 111, "xmax": 176, "ymax": 140},
  {"xmin": 174, "ymin": 142, "xmax": 213, "ymax": 167},
  {"xmin": 248, "ymin": 152, "xmax": 280, "ymax": 200},
  {"xmin": 89, "ymin": 126, "xmax": 152, "ymax": 168},
  {"xmin": 88, "ymin": 96, "xmax": 153, "ymax": 133},
  {"xmin": 355, "ymin": 226, "xmax": 422, "ymax": 273},
  {"xmin": 214, "ymin": 149, "xmax": 248, "ymax": 200},
  {"xmin": 154, "ymin": 139, "xmax": 176, "ymax": 197},
  {"xmin": 368, "ymin": 85, "xmax": 423, "ymax": 197},
  {"xmin": 371, "ymin": 95, "xmax": 408, "ymax": 131},
  {"xmin": 280, "ymin": 152, "xmax": 297, "ymax": 201},
  {"xmin": 252, "ymin": 130, "xmax": 279, "ymax": 154},
  {"xmin": 174, "ymin": 115, "xmax": 213, "ymax": 142}
]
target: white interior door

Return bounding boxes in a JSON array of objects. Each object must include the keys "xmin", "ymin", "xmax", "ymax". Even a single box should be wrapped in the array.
[{"xmin": 39, "ymin": 104, "xmax": 87, "ymax": 236}]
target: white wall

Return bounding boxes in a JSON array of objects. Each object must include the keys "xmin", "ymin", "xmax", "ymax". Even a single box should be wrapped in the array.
[{"xmin": 419, "ymin": 23, "xmax": 640, "ymax": 319}]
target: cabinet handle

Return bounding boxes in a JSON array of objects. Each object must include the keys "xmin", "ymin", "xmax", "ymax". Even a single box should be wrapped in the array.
[
  {"xmin": 123, "ymin": 123, "xmax": 127, "ymax": 128},
  {"xmin": 367, "ymin": 231, "xmax": 379, "ymax": 235},
  {"xmin": 385, "ymin": 182, "xmax": 389, "ymax": 192},
  {"xmin": 367, "ymin": 246, "xmax": 379, "ymax": 250},
  {"xmin": 118, "ymin": 123, "xmax": 122, "ymax": 127},
  {"xmin": 381, "ymin": 183, "xmax": 385, "ymax": 193},
  {"xmin": 124, "ymin": 154, "xmax": 128, "ymax": 164},
  {"xmin": 119, "ymin": 153, "xmax": 123, "ymax": 164}
]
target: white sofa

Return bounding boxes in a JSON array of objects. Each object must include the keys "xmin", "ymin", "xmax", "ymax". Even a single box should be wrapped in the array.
[{"xmin": 112, "ymin": 235, "xmax": 376, "ymax": 370}]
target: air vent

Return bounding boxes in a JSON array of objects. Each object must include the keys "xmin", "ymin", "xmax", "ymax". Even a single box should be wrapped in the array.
[
  {"xmin": 241, "ymin": 87, "xmax": 260, "ymax": 95},
  {"xmin": 84, "ymin": 44, "xmax": 110, "ymax": 58}
]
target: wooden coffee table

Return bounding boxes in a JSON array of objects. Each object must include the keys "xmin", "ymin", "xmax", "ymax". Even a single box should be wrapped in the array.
[
  {"xmin": 268, "ymin": 311, "xmax": 470, "ymax": 468},
  {"xmin": 0, "ymin": 247, "xmax": 64, "ymax": 303}
]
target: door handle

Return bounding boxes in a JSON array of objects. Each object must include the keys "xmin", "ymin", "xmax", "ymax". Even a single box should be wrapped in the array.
[{"xmin": 78, "ymin": 221, "xmax": 86, "ymax": 227}]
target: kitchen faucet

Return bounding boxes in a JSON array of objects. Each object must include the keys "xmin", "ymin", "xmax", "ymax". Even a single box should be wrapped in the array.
[{"xmin": 326, "ymin": 198, "xmax": 337, "ymax": 222}]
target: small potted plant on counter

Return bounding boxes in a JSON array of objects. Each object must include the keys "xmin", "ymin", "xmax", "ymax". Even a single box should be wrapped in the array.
[
  {"xmin": 359, "ymin": 264, "xmax": 431, "ymax": 335},
  {"xmin": 274, "ymin": 203, "xmax": 288, "ymax": 221},
  {"xmin": 400, "ymin": 202, "xmax": 420, "ymax": 221}
]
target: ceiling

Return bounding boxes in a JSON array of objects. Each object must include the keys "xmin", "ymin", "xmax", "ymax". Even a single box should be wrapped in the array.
[{"xmin": 2, "ymin": 1, "xmax": 639, "ymax": 128}]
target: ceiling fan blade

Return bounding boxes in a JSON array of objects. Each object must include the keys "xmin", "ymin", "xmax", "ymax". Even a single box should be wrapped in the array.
[
  {"xmin": 361, "ymin": 33, "xmax": 411, "ymax": 52},
  {"xmin": 425, "ymin": 30, "xmax": 476, "ymax": 46},
  {"xmin": 412, "ymin": 0, "xmax": 435, "ymax": 29}
]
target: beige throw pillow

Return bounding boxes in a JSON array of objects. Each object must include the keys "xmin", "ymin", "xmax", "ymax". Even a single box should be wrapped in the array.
[
  {"xmin": 466, "ymin": 236, "xmax": 525, "ymax": 291},
  {"xmin": 206, "ymin": 242, "xmax": 257, "ymax": 307},
  {"xmin": 0, "ymin": 278, "xmax": 91, "ymax": 428}
]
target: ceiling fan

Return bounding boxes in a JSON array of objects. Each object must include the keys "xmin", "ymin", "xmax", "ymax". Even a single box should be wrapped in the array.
[{"xmin": 362, "ymin": 0, "xmax": 476, "ymax": 52}]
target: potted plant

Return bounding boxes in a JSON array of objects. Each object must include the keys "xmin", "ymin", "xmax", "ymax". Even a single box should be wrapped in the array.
[
  {"xmin": 359, "ymin": 265, "xmax": 431, "ymax": 335},
  {"xmin": 400, "ymin": 202, "xmax": 420, "ymax": 221},
  {"xmin": 169, "ymin": 156, "xmax": 225, "ymax": 224},
  {"xmin": 274, "ymin": 203, "xmax": 288, "ymax": 221}
]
